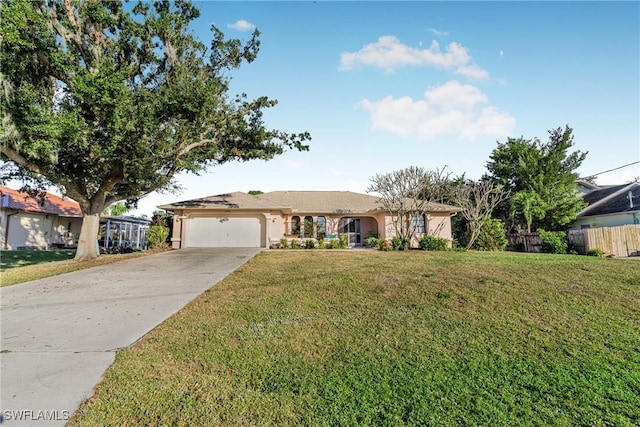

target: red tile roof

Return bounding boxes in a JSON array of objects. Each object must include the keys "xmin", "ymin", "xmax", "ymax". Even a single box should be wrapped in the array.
[{"xmin": 0, "ymin": 186, "xmax": 82, "ymax": 217}]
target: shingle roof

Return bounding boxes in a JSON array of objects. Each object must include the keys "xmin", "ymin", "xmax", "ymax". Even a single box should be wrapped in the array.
[
  {"xmin": 578, "ymin": 182, "xmax": 640, "ymax": 217},
  {"xmin": 158, "ymin": 190, "xmax": 460, "ymax": 213},
  {"xmin": 0, "ymin": 186, "xmax": 82, "ymax": 217}
]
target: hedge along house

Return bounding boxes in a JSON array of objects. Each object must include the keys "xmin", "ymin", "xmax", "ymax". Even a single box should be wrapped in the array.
[
  {"xmin": 158, "ymin": 191, "xmax": 460, "ymax": 249},
  {"xmin": 0, "ymin": 185, "xmax": 83, "ymax": 250}
]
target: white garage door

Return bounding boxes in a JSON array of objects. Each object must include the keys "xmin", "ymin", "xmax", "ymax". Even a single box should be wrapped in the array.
[{"xmin": 186, "ymin": 217, "xmax": 262, "ymax": 247}]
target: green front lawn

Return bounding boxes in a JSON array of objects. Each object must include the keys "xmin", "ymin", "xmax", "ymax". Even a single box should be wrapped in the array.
[
  {"xmin": 1, "ymin": 249, "xmax": 76, "ymax": 269},
  {"xmin": 0, "ymin": 250, "xmax": 157, "ymax": 287},
  {"xmin": 70, "ymin": 251, "xmax": 640, "ymax": 426}
]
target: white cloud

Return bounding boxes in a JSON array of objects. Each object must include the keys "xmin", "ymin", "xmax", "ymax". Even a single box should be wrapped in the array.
[
  {"xmin": 228, "ymin": 19, "xmax": 256, "ymax": 32},
  {"xmin": 429, "ymin": 28, "xmax": 449, "ymax": 37},
  {"xmin": 339, "ymin": 36, "xmax": 488, "ymax": 80},
  {"xmin": 359, "ymin": 80, "xmax": 515, "ymax": 141},
  {"xmin": 499, "ymin": 50, "xmax": 504, "ymax": 58}
]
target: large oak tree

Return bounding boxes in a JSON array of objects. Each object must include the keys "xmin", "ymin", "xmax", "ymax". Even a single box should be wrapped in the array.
[{"xmin": 1, "ymin": 0, "xmax": 310, "ymax": 260}]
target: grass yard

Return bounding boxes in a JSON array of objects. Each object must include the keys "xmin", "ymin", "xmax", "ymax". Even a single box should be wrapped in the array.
[
  {"xmin": 1, "ymin": 249, "xmax": 76, "ymax": 269},
  {"xmin": 0, "ymin": 250, "xmax": 157, "ymax": 287},
  {"xmin": 70, "ymin": 251, "xmax": 640, "ymax": 426}
]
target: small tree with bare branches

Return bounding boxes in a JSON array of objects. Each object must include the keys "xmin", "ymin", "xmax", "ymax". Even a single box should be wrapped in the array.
[
  {"xmin": 454, "ymin": 180, "xmax": 509, "ymax": 249},
  {"xmin": 367, "ymin": 166, "xmax": 451, "ymax": 247}
]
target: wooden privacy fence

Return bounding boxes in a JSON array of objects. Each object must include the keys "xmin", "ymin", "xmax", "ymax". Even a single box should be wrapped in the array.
[
  {"xmin": 506, "ymin": 233, "xmax": 542, "ymax": 253},
  {"xmin": 568, "ymin": 225, "xmax": 640, "ymax": 257}
]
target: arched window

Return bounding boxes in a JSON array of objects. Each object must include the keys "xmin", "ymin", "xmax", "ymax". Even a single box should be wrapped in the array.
[
  {"xmin": 317, "ymin": 216, "xmax": 326, "ymax": 238},
  {"xmin": 303, "ymin": 216, "xmax": 314, "ymax": 238},
  {"xmin": 291, "ymin": 216, "xmax": 300, "ymax": 235}
]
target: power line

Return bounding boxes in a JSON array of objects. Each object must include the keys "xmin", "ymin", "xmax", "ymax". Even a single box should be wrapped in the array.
[{"xmin": 581, "ymin": 160, "xmax": 640, "ymax": 179}]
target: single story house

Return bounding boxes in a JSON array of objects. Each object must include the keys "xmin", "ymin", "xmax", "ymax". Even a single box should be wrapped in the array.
[
  {"xmin": 158, "ymin": 190, "xmax": 460, "ymax": 249},
  {"xmin": 572, "ymin": 181, "xmax": 640, "ymax": 229},
  {"xmin": 0, "ymin": 185, "xmax": 83, "ymax": 250}
]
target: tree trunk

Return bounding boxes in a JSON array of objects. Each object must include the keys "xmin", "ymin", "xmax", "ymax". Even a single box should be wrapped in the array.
[{"xmin": 74, "ymin": 213, "xmax": 101, "ymax": 261}]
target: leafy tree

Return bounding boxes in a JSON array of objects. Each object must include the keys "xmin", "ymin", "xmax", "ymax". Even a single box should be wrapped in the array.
[
  {"xmin": 486, "ymin": 126, "xmax": 586, "ymax": 231},
  {"xmin": 0, "ymin": 0, "xmax": 310, "ymax": 260},
  {"xmin": 248, "ymin": 190, "xmax": 263, "ymax": 195},
  {"xmin": 510, "ymin": 191, "xmax": 545, "ymax": 233},
  {"xmin": 471, "ymin": 218, "xmax": 507, "ymax": 251},
  {"xmin": 102, "ymin": 201, "xmax": 130, "ymax": 217},
  {"xmin": 367, "ymin": 166, "xmax": 451, "ymax": 244}
]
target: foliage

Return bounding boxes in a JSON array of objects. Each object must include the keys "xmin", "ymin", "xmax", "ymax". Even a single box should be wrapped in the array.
[
  {"xmin": 539, "ymin": 230, "xmax": 568, "ymax": 254},
  {"xmin": 486, "ymin": 126, "xmax": 587, "ymax": 231},
  {"xmin": 102, "ymin": 201, "xmax": 130, "ymax": 217},
  {"xmin": 248, "ymin": 190, "xmax": 264, "ymax": 195},
  {"xmin": 317, "ymin": 237, "xmax": 325, "ymax": 249},
  {"xmin": 304, "ymin": 239, "xmax": 316, "ymax": 249},
  {"xmin": 291, "ymin": 239, "xmax": 302, "ymax": 249},
  {"xmin": 69, "ymin": 251, "xmax": 640, "ymax": 426},
  {"xmin": 454, "ymin": 179, "xmax": 509, "ymax": 249},
  {"xmin": 146, "ymin": 226, "xmax": 169, "ymax": 249},
  {"xmin": 0, "ymin": 0, "xmax": 310, "ymax": 260},
  {"xmin": 367, "ymin": 166, "xmax": 450, "ymax": 243},
  {"xmin": 587, "ymin": 248, "xmax": 604, "ymax": 257},
  {"xmin": 510, "ymin": 191, "xmax": 546, "ymax": 233},
  {"xmin": 279, "ymin": 237, "xmax": 289, "ymax": 249},
  {"xmin": 339, "ymin": 234, "xmax": 349, "ymax": 249},
  {"xmin": 366, "ymin": 236, "xmax": 381, "ymax": 248},
  {"xmin": 391, "ymin": 236, "xmax": 410, "ymax": 251},
  {"xmin": 330, "ymin": 239, "xmax": 340, "ymax": 249},
  {"xmin": 471, "ymin": 218, "xmax": 507, "ymax": 251},
  {"xmin": 377, "ymin": 239, "xmax": 393, "ymax": 251},
  {"xmin": 419, "ymin": 235, "xmax": 448, "ymax": 251},
  {"xmin": 151, "ymin": 210, "xmax": 172, "ymax": 228}
]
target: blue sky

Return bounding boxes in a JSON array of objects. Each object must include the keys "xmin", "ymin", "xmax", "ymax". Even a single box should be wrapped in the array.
[{"xmin": 128, "ymin": 1, "xmax": 639, "ymax": 217}]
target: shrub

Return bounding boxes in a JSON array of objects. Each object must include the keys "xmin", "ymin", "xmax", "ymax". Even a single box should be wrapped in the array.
[
  {"xmin": 587, "ymin": 248, "xmax": 604, "ymax": 257},
  {"xmin": 377, "ymin": 240, "xmax": 392, "ymax": 251},
  {"xmin": 391, "ymin": 236, "xmax": 410, "ymax": 251},
  {"xmin": 472, "ymin": 219, "xmax": 507, "ymax": 251},
  {"xmin": 291, "ymin": 239, "xmax": 302, "ymax": 249},
  {"xmin": 339, "ymin": 234, "xmax": 349, "ymax": 249},
  {"xmin": 279, "ymin": 237, "xmax": 289, "ymax": 249},
  {"xmin": 419, "ymin": 236, "xmax": 448, "ymax": 251},
  {"xmin": 146, "ymin": 226, "xmax": 169, "ymax": 249},
  {"xmin": 304, "ymin": 239, "xmax": 316, "ymax": 249},
  {"xmin": 539, "ymin": 229, "xmax": 568, "ymax": 254},
  {"xmin": 366, "ymin": 237, "xmax": 381, "ymax": 248},
  {"xmin": 317, "ymin": 237, "xmax": 325, "ymax": 249},
  {"xmin": 329, "ymin": 239, "xmax": 340, "ymax": 249}
]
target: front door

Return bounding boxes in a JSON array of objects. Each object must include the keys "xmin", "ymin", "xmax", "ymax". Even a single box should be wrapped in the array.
[{"xmin": 341, "ymin": 217, "xmax": 362, "ymax": 246}]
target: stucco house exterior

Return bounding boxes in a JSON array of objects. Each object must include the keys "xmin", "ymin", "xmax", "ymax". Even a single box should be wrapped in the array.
[
  {"xmin": 572, "ymin": 181, "xmax": 640, "ymax": 229},
  {"xmin": 0, "ymin": 186, "xmax": 83, "ymax": 250},
  {"xmin": 158, "ymin": 191, "xmax": 460, "ymax": 249}
]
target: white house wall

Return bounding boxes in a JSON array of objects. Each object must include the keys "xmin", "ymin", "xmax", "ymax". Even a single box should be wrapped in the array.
[{"xmin": 573, "ymin": 212, "xmax": 640, "ymax": 229}]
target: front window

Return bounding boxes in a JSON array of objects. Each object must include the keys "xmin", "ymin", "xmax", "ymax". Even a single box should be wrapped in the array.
[
  {"xmin": 291, "ymin": 216, "xmax": 300, "ymax": 235},
  {"xmin": 302, "ymin": 216, "xmax": 314, "ymax": 238},
  {"xmin": 411, "ymin": 213, "xmax": 426, "ymax": 233},
  {"xmin": 317, "ymin": 216, "xmax": 326, "ymax": 238}
]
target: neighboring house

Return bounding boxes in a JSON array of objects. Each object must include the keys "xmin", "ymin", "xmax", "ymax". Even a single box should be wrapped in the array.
[
  {"xmin": 158, "ymin": 190, "xmax": 460, "ymax": 249},
  {"xmin": 575, "ymin": 179, "xmax": 601, "ymax": 196},
  {"xmin": 572, "ymin": 181, "xmax": 640, "ymax": 229},
  {"xmin": 0, "ymin": 186, "xmax": 83, "ymax": 250}
]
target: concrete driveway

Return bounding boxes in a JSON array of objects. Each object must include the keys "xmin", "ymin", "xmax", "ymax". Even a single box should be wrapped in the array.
[{"xmin": 0, "ymin": 248, "xmax": 260, "ymax": 426}]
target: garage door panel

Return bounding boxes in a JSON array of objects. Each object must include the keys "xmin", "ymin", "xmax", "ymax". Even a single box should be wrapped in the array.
[{"xmin": 186, "ymin": 217, "xmax": 261, "ymax": 247}]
